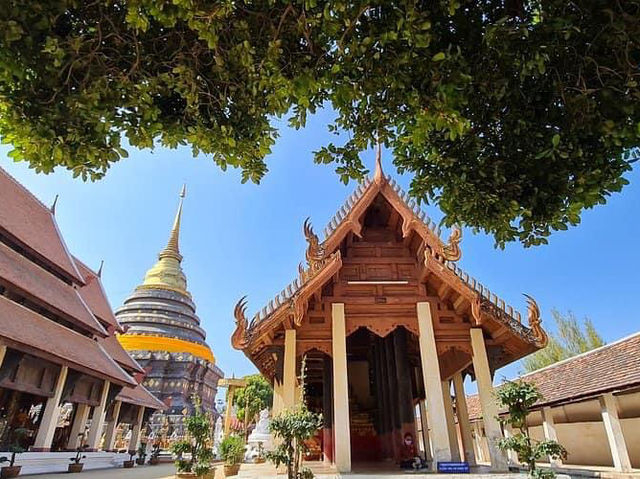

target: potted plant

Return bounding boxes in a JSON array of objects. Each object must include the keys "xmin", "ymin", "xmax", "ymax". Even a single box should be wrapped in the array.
[
  {"xmin": 136, "ymin": 444, "xmax": 147, "ymax": 466},
  {"xmin": 149, "ymin": 444, "xmax": 161, "ymax": 465},
  {"xmin": 123, "ymin": 451, "xmax": 136, "ymax": 469},
  {"xmin": 497, "ymin": 380, "xmax": 567, "ymax": 479},
  {"xmin": 0, "ymin": 428, "xmax": 27, "ymax": 479},
  {"xmin": 219, "ymin": 435, "xmax": 244, "ymax": 477},
  {"xmin": 170, "ymin": 396, "xmax": 214, "ymax": 479},
  {"xmin": 68, "ymin": 444, "xmax": 88, "ymax": 473},
  {"xmin": 254, "ymin": 442, "xmax": 265, "ymax": 464}
]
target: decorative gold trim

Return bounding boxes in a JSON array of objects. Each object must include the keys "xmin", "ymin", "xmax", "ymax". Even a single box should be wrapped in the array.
[
  {"xmin": 443, "ymin": 226, "xmax": 462, "ymax": 261},
  {"xmin": 231, "ymin": 296, "xmax": 252, "ymax": 350},
  {"xmin": 524, "ymin": 294, "xmax": 548, "ymax": 347},
  {"xmin": 117, "ymin": 334, "xmax": 214, "ymax": 363}
]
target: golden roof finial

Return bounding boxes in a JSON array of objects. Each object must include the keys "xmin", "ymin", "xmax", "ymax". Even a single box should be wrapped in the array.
[
  {"xmin": 374, "ymin": 139, "xmax": 385, "ymax": 185},
  {"xmin": 161, "ymin": 184, "xmax": 186, "ymax": 261},
  {"xmin": 139, "ymin": 184, "xmax": 190, "ymax": 296}
]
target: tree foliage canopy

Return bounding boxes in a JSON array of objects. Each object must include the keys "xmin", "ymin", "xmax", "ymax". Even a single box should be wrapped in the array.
[
  {"xmin": 523, "ymin": 309, "xmax": 605, "ymax": 372},
  {"xmin": 231, "ymin": 374, "xmax": 273, "ymax": 423},
  {"xmin": 1, "ymin": 0, "xmax": 639, "ymax": 245}
]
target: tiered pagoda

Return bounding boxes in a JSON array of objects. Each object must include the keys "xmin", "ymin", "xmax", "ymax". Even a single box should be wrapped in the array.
[
  {"xmin": 0, "ymin": 166, "xmax": 164, "ymax": 457},
  {"xmin": 231, "ymin": 152, "xmax": 548, "ymax": 473},
  {"xmin": 116, "ymin": 187, "xmax": 223, "ymax": 437}
]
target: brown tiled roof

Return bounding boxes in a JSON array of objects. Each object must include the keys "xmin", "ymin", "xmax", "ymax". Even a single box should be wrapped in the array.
[
  {"xmin": 74, "ymin": 257, "xmax": 122, "ymax": 332},
  {"xmin": 466, "ymin": 332, "xmax": 640, "ymax": 419},
  {"xmin": 0, "ymin": 241, "xmax": 107, "ymax": 336},
  {"xmin": 0, "ymin": 168, "xmax": 84, "ymax": 284},
  {"xmin": 99, "ymin": 335, "xmax": 144, "ymax": 374},
  {"xmin": 117, "ymin": 383, "xmax": 166, "ymax": 410},
  {"xmin": 0, "ymin": 295, "xmax": 136, "ymax": 386}
]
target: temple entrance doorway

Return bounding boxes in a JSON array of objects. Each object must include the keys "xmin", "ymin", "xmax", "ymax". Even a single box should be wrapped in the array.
[{"xmin": 346, "ymin": 326, "xmax": 422, "ymax": 466}]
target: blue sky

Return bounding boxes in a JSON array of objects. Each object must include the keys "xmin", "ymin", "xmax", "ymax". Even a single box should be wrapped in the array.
[{"xmin": 1, "ymin": 107, "xmax": 639, "ymax": 393}]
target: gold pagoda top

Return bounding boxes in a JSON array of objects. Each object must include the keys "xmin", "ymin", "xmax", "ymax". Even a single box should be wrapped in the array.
[{"xmin": 138, "ymin": 185, "xmax": 189, "ymax": 296}]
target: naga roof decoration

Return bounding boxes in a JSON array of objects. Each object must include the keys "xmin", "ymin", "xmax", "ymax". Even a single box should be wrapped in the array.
[{"xmin": 232, "ymin": 158, "xmax": 547, "ymax": 356}]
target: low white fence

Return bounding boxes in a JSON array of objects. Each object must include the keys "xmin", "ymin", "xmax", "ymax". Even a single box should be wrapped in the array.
[{"xmin": 0, "ymin": 451, "xmax": 130, "ymax": 475}]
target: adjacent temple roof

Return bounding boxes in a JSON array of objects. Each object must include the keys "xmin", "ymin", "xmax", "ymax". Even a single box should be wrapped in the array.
[
  {"xmin": 232, "ymin": 150, "xmax": 547, "ymax": 374},
  {"xmin": 466, "ymin": 332, "xmax": 640, "ymax": 419},
  {"xmin": 0, "ymin": 166, "xmax": 164, "ymax": 411}
]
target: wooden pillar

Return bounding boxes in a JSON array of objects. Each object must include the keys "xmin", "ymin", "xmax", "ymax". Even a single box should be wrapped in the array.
[
  {"xmin": 322, "ymin": 357, "xmax": 334, "ymax": 464},
  {"xmin": 541, "ymin": 407, "xmax": 562, "ymax": 467},
  {"xmin": 0, "ymin": 344, "xmax": 6, "ymax": 367},
  {"xmin": 103, "ymin": 400, "xmax": 122, "ymax": 451},
  {"xmin": 441, "ymin": 380, "xmax": 461, "ymax": 461},
  {"xmin": 472, "ymin": 421, "xmax": 487, "ymax": 463},
  {"xmin": 283, "ymin": 329, "xmax": 297, "ymax": 409},
  {"xmin": 87, "ymin": 380, "xmax": 110, "ymax": 451},
  {"xmin": 378, "ymin": 338, "xmax": 393, "ymax": 457},
  {"xmin": 419, "ymin": 400, "xmax": 432, "ymax": 461},
  {"xmin": 129, "ymin": 406, "xmax": 145, "ymax": 452},
  {"xmin": 331, "ymin": 303, "xmax": 351, "ymax": 473},
  {"xmin": 394, "ymin": 328, "xmax": 418, "ymax": 449},
  {"xmin": 470, "ymin": 328, "xmax": 507, "ymax": 471},
  {"xmin": 385, "ymin": 333, "xmax": 401, "ymax": 458},
  {"xmin": 600, "ymin": 393, "xmax": 632, "ymax": 472},
  {"xmin": 32, "ymin": 365, "xmax": 68, "ymax": 451},
  {"xmin": 272, "ymin": 379, "xmax": 284, "ymax": 416},
  {"xmin": 452, "ymin": 372, "xmax": 476, "ymax": 465},
  {"xmin": 416, "ymin": 302, "xmax": 452, "ymax": 466},
  {"xmin": 67, "ymin": 403, "xmax": 91, "ymax": 449},
  {"xmin": 503, "ymin": 423, "xmax": 519, "ymax": 465}
]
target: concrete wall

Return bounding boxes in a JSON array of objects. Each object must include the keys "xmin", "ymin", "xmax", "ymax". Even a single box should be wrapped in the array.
[{"xmin": 473, "ymin": 391, "xmax": 640, "ymax": 469}]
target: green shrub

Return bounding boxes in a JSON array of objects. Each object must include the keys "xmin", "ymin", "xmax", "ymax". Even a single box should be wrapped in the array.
[{"xmin": 219, "ymin": 435, "xmax": 244, "ymax": 466}]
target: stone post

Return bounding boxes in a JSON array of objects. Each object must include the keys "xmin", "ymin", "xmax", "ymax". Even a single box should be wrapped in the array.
[
  {"xmin": 103, "ymin": 400, "xmax": 122, "ymax": 451},
  {"xmin": 67, "ymin": 403, "xmax": 91, "ymax": 449},
  {"xmin": 283, "ymin": 329, "xmax": 297, "ymax": 409},
  {"xmin": 541, "ymin": 406, "xmax": 562, "ymax": 467},
  {"xmin": 416, "ymin": 302, "xmax": 452, "ymax": 465},
  {"xmin": 129, "ymin": 406, "xmax": 145, "ymax": 452},
  {"xmin": 87, "ymin": 380, "xmax": 110, "ymax": 451},
  {"xmin": 503, "ymin": 423, "xmax": 519, "ymax": 465},
  {"xmin": 470, "ymin": 328, "xmax": 508, "ymax": 471},
  {"xmin": 600, "ymin": 393, "xmax": 632, "ymax": 472},
  {"xmin": 0, "ymin": 344, "xmax": 6, "ymax": 367},
  {"xmin": 472, "ymin": 421, "xmax": 486, "ymax": 463},
  {"xmin": 272, "ymin": 379, "xmax": 284, "ymax": 416},
  {"xmin": 442, "ymin": 379, "xmax": 461, "ymax": 461},
  {"xmin": 332, "ymin": 303, "xmax": 351, "ymax": 472},
  {"xmin": 32, "ymin": 365, "xmax": 68, "ymax": 451},
  {"xmin": 322, "ymin": 357, "xmax": 334, "ymax": 464},
  {"xmin": 452, "ymin": 372, "xmax": 476, "ymax": 465}
]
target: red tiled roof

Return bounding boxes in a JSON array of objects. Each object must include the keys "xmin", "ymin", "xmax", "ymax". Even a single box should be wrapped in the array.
[
  {"xmin": 466, "ymin": 332, "xmax": 640, "ymax": 419},
  {"xmin": 99, "ymin": 335, "xmax": 144, "ymax": 374},
  {"xmin": 117, "ymin": 383, "xmax": 166, "ymax": 410},
  {"xmin": 0, "ymin": 168, "xmax": 84, "ymax": 284},
  {"xmin": 74, "ymin": 258, "xmax": 122, "ymax": 332},
  {"xmin": 0, "ymin": 295, "xmax": 136, "ymax": 386},
  {"xmin": 0, "ymin": 241, "xmax": 106, "ymax": 336}
]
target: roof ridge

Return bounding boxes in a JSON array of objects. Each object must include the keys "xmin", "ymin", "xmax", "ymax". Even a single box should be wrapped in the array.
[
  {"xmin": 519, "ymin": 331, "xmax": 640, "ymax": 378},
  {"xmin": 0, "ymin": 166, "xmax": 53, "ymax": 213}
]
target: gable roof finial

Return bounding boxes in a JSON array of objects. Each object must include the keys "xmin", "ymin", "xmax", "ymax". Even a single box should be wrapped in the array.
[
  {"xmin": 97, "ymin": 259, "xmax": 104, "ymax": 278},
  {"xmin": 374, "ymin": 138, "xmax": 385, "ymax": 185},
  {"xmin": 50, "ymin": 194, "xmax": 59, "ymax": 215}
]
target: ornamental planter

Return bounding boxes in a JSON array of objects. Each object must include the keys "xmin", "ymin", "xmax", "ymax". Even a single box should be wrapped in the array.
[
  {"xmin": 149, "ymin": 457, "xmax": 159, "ymax": 465},
  {"xmin": 136, "ymin": 458, "xmax": 146, "ymax": 466},
  {"xmin": 175, "ymin": 472, "xmax": 197, "ymax": 479},
  {"xmin": 223, "ymin": 464, "xmax": 240, "ymax": 477},
  {"xmin": 123, "ymin": 461, "xmax": 135, "ymax": 469},
  {"xmin": 254, "ymin": 458, "xmax": 265, "ymax": 464},
  {"xmin": 0, "ymin": 466, "xmax": 21, "ymax": 479},
  {"xmin": 68, "ymin": 464, "xmax": 84, "ymax": 473}
]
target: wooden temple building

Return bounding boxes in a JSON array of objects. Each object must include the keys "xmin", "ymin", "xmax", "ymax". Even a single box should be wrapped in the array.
[
  {"xmin": 0, "ymin": 167, "xmax": 164, "ymax": 459},
  {"xmin": 232, "ymin": 154, "xmax": 549, "ymax": 473}
]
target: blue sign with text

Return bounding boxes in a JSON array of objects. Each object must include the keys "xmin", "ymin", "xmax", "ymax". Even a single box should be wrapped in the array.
[{"xmin": 437, "ymin": 462, "xmax": 471, "ymax": 473}]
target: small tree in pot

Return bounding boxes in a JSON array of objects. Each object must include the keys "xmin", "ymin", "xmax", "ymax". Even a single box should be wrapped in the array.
[
  {"xmin": 170, "ymin": 397, "xmax": 214, "ymax": 479},
  {"xmin": 123, "ymin": 451, "xmax": 136, "ymax": 469},
  {"xmin": 148, "ymin": 444, "xmax": 161, "ymax": 465},
  {"xmin": 136, "ymin": 444, "xmax": 147, "ymax": 466},
  {"xmin": 497, "ymin": 380, "xmax": 567, "ymax": 479},
  {"xmin": 68, "ymin": 443, "xmax": 88, "ymax": 473},
  {"xmin": 219, "ymin": 435, "xmax": 244, "ymax": 477},
  {"xmin": 0, "ymin": 428, "xmax": 27, "ymax": 479}
]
